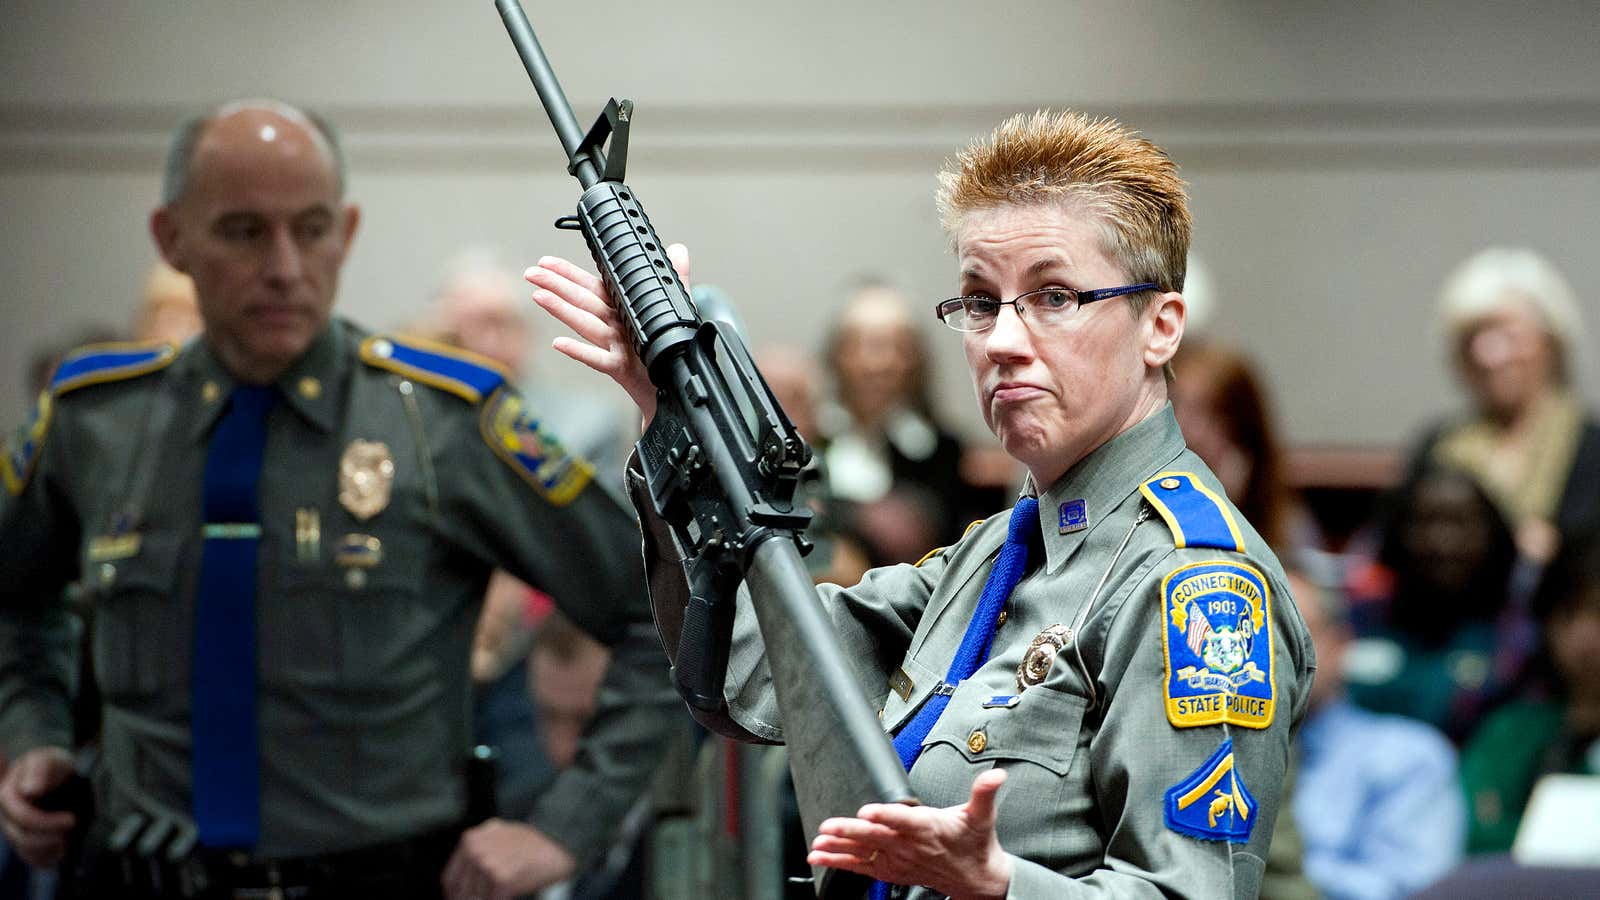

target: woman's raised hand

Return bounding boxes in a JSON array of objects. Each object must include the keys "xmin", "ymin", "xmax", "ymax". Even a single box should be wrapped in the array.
[{"xmin": 525, "ymin": 243, "xmax": 693, "ymax": 427}]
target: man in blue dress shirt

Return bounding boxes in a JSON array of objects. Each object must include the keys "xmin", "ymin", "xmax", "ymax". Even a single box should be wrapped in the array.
[{"xmin": 1291, "ymin": 568, "xmax": 1466, "ymax": 900}]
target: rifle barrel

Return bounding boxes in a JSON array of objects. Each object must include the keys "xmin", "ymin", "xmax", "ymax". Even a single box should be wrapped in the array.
[
  {"xmin": 494, "ymin": 0, "xmax": 600, "ymax": 187},
  {"xmin": 489, "ymin": 7, "xmax": 918, "ymax": 895}
]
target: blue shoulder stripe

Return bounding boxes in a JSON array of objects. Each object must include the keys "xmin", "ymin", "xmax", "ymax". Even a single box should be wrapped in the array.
[
  {"xmin": 50, "ymin": 342, "xmax": 177, "ymax": 396},
  {"xmin": 1138, "ymin": 471, "xmax": 1245, "ymax": 552},
  {"xmin": 359, "ymin": 335, "xmax": 510, "ymax": 403}
]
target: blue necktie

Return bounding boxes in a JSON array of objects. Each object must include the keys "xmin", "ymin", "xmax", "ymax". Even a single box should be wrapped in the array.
[
  {"xmin": 192, "ymin": 384, "xmax": 276, "ymax": 848},
  {"xmin": 890, "ymin": 496, "xmax": 1038, "ymax": 768},
  {"xmin": 871, "ymin": 498, "xmax": 1038, "ymax": 900}
]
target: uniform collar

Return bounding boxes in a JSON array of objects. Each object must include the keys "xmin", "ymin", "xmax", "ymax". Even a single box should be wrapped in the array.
[
  {"xmin": 273, "ymin": 321, "xmax": 346, "ymax": 434},
  {"xmin": 1031, "ymin": 404, "xmax": 1187, "ymax": 574},
  {"xmin": 181, "ymin": 321, "xmax": 347, "ymax": 441}
]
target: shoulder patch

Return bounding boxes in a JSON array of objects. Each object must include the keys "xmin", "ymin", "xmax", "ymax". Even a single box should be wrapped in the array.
[
  {"xmin": 360, "ymin": 334, "xmax": 510, "ymax": 403},
  {"xmin": 1164, "ymin": 737, "xmax": 1257, "ymax": 842},
  {"xmin": 1139, "ymin": 471, "xmax": 1244, "ymax": 552},
  {"xmin": 49, "ymin": 341, "xmax": 177, "ymax": 396},
  {"xmin": 480, "ymin": 388, "xmax": 593, "ymax": 506},
  {"xmin": 2, "ymin": 392, "xmax": 52, "ymax": 496},
  {"xmin": 6, "ymin": 342, "xmax": 175, "ymax": 496},
  {"xmin": 1162, "ymin": 560, "xmax": 1275, "ymax": 729}
]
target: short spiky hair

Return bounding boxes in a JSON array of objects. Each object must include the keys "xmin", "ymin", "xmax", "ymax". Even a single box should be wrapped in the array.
[{"xmin": 937, "ymin": 109, "xmax": 1191, "ymax": 296}]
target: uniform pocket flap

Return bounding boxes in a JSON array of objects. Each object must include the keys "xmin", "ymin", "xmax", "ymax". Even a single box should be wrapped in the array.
[
  {"xmin": 86, "ymin": 530, "xmax": 186, "ymax": 600},
  {"xmin": 924, "ymin": 684, "xmax": 1088, "ymax": 776},
  {"xmin": 880, "ymin": 654, "xmax": 945, "ymax": 733},
  {"xmin": 90, "ymin": 531, "xmax": 190, "ymax": 700}
]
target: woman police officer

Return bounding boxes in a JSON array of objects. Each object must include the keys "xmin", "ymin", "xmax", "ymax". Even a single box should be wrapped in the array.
[{"xmin": 527, "ymin": 110, "xmax": 1313, "ymax": 900}]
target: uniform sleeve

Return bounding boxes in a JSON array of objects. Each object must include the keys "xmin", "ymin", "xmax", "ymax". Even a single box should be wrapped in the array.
[
  {"xmin": 0, "ymin": 400, "xmax": 81, "ymax": 761},
  {"xmin": 625, "ymin": 452, "xmax": 943, "ymax": 743},
  {"xmin": 435, "ymin": 392, "xmax": 678, "ymax": 868},
  {"xmin": 438, "ymin": 389, "xmax": 652, "ymax": 646},
  {"xmin": 1009, "ymin": 551, "xmax": 1314, "ymax": 899}
]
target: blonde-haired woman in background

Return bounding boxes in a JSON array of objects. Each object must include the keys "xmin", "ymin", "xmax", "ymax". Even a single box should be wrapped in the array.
[{"xmin": 1412, "ymin": 247, "xmax": 1599, "ymax": 565}]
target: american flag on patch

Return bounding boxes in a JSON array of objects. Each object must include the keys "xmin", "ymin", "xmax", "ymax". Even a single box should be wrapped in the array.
[
  {"xmin": 516, "ymin": 427, "xmax": 547, "ymax": 460},
  {"xmin": 1186, "ymin": 601, "xmax": 1212, "ymax": 656}
]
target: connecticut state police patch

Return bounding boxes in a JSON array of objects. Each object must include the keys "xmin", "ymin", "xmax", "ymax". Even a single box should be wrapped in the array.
[
  {"xmin": 1161, "ymin": 560, "xmax": 1274, "ymax": 729},
  {"xmin": 479, "ymin": 389, "xmax": 592, "ymax": 506},
  {"xmin": 1, "ymin": 391, "xmax": 51, "ymax": 496}
]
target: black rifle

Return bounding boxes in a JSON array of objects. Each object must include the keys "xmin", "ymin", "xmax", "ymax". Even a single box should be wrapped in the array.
[
  {"xmin": 464, "ymin": 744, "xmax": 499, "ymax": 826},
  {"xmin": 492, "ymin": 3, "xmax": 915, "ymax": 896}
]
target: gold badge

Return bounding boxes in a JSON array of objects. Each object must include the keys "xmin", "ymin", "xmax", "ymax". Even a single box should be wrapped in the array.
[
  {"xmin": 338, "ymin": 440, "xmax": 395, "ymax": 521},
  {"xmin": 1016, "ymin": 624, "xmax": 1073, "ymax": 692}
]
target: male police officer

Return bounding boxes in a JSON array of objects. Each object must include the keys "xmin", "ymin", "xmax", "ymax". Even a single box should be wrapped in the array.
[{"xmin": 0, "ymin": 100, "xmax": 674, "ymax": 900}]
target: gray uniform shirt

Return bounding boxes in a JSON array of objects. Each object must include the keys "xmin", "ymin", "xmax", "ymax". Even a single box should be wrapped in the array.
[
  {"xmin": 0, "ymin": 319, "xmax": 675, "ymax": 864},
  {"xmin": 637, "ymin": 407, "xmax": 1315, "ymax": 899}
]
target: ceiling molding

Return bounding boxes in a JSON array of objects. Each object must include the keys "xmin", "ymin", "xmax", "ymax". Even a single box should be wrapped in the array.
[{"xmin": 3, "ymin": 99, "xmax": 1597, "ymax": 174}]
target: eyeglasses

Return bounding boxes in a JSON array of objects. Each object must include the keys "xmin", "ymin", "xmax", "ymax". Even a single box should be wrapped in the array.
[{"xmin": 933, "ymin": 283, "xmax": 1158, "ymax": 333}]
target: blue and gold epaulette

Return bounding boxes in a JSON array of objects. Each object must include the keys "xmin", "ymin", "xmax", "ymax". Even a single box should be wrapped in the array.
[
  {"xmin": 49, "ymin": 341, "xmax": 178, "ymax": 396},
  {"xmin": 359, "ymin": 334, "xmax": 511, "ymax": 403},
  {"xmin": 1139, "ymin": 471, "xmax": 1245, "ymax": 553},
  {"xmin": 4, "ymin": 341, "xmax": 175, "ymax": 495}
]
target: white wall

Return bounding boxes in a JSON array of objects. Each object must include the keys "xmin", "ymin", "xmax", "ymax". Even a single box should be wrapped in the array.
[{"xmin": 3, "ymin": 0, "xmax": 1598, "ymax": 446}]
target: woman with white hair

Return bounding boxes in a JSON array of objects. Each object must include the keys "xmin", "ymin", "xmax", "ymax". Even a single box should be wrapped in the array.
[{"xmin": 1411, "ymin": 247, "xmax": 1600, "ymax": 563}]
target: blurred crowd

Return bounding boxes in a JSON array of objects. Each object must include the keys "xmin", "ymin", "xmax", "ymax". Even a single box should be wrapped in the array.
[
  {"xmin": 1168, "ymin": 247, "xmax": 1600, "ymax": 899},
  {"xmin": 7, "ymin": 235, "xmax": 1598, "ymax": 900}
]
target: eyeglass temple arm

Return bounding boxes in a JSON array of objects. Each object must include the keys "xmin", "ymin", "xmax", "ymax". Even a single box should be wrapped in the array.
[{"xmin": 1080, "ymin": 282, "xmax": 1160, "ymax": 303}]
